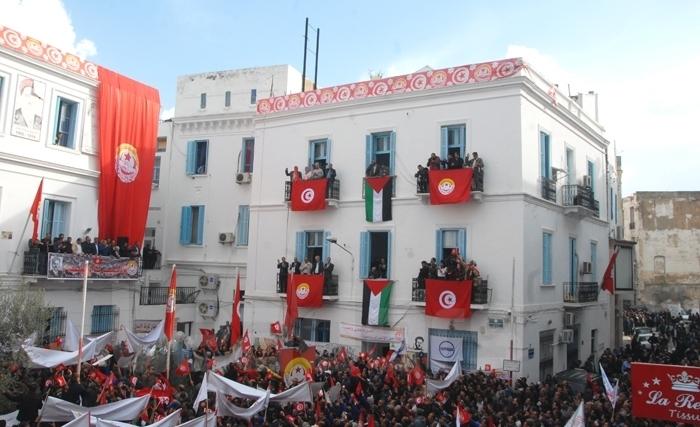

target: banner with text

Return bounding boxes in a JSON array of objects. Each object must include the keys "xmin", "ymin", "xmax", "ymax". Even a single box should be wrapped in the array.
[
  {"xmin": 631, "ymin": 362, "xmax": 700, "ymax": 424},
  {"xmin": 47, "ymin": 253, "xmax": 141, "ymax": 280}
]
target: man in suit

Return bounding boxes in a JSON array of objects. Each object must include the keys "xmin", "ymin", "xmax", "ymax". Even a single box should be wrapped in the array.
[
  {"xmin": 471, "ymin": 151, "xmax": 484, "ymax": 191},
  {"xmin": 323, "ymin": 257, "xmax": 334, "ymax": 286},
  {"xmin": 290, "ymin": 257, "xmax": 301, "ymax": 274},
  {"xmin": 366, "ymin": 161, "xmax": 380, "ymax": 177},
  {"xmin": 311, "ymin": 255, "xmax": 324, "ymax": 275},
  {"xmin": 277, "ymin": 257, "xmax": 290, "ymax": 291}
]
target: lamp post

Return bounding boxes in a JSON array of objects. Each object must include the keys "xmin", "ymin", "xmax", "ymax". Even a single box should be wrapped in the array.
[{"xmin": 326, "ymin": 236, "xmax": 355, "ymax": 297}]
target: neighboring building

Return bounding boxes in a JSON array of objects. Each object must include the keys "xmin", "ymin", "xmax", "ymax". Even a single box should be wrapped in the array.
[
  {"xmin": 243, "ymin": 58, "xmax": 621, "ymax": 380},
  {"xmin": 0, "ymin": 27, "xmax": 143, "ymax": 340},
  {"xmin": 623, "ymin": 192, "xmax": 700, "ymax": 311},
  {"xmin": 138, "ymin": 66, "xmax": 303, "ymax": 340}
]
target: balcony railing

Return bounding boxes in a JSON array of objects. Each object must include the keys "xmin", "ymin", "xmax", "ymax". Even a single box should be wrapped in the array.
[
  {"xmin": 284, "ymin": 179, "xmax": 340, "ymax": 201},
  {"xmin": 139, "ymin": 287, "xmax": 199, "ymax": 305},
  {"xmin": 562, "ymin": 185, "xmax": 599, "ymax": 216},
  {"xmin": 23, "ymin": 250, "xmax": 47, "ymax": 275},
  {"xmin": 563, "ymin": 282, "xmax": 599, "ymax": 304},
  {"xmin": 23, "ymin": 252, "xmax": 142, "ymax": 279},
  {"xmin": 541, "ymin": 177, "xmax": 557, "ymax": 202},
  {"xmin": 276, "ymin": 274, "xmax": 339, "ymax": 296},
  {"xmin": 412, "ymin": 278, "xmax": 491, "ymax": 305}
]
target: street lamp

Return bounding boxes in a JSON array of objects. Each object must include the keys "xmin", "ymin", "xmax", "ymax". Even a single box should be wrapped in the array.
[{"xmin": 326, "ymin": 236, "xmax": 355, "ymax": 296}]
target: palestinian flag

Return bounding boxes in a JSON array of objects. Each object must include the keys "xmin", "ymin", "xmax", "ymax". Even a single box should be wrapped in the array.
[
  {"xmin": 365, "ymin": 176, "xmax": 392, "ymax": 222},
  {"xmin": 362, "ymin": 279, "xmax": 393, "ymax": 326}
]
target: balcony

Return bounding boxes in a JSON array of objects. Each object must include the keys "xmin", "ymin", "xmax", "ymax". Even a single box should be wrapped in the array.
[
  {"xmin": 139, "ymin": 286, "xmax": 199, "ymax": 305},
  {"xmin": 563, "ymin": 282, "xmax": 599, "ymax": 304},
  {"xmin": 411, "ymin": 278, "xmax": 491, "ymax": 307},
  {"xmin": 285, "ymin": 179, "xmax": 340, "ymax": 206},
  {"xmin": 23, "ymin": 251, "xmax": 47, "ymax": 275},
  {"xmin": 541, "ymin": 177, "xmax": 557, "ymax": 202},
  {"xmin": 276, "ymin": 274, "xmax": 339, "ymax": 299},
  {"xmin": 23, "ymin": 252, "xmax": 142, "ymax": 280},
  {"xmin": 562, "ymin": 185, "xmax": 599, "ymax": 217}
]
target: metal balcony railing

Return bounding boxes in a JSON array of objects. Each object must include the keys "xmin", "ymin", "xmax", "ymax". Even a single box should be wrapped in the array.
[
  {"xmin": 276, "ymin": 274, "xmax": 338, "ymax": 296},
  {"xmin": 139, "ymin": 286, "xmax": 199, "ymax": 305},
  {"xmin": 412, "ymin": 278, "xmax": 491, "ymax": 305},
  {"xmin": 23, "ymin": 250, "xmax": 47, "ymax": 275},
  {"xmin": 285, "ymin": 179, "xmax": 340, "ymax": 201},
  {"xmin": 563, "ymin": 282, "xmax": 599, "ymax": 303},
  {"xmin": 541, "ymin": 177, "xmax": 557, "ymax": 202},
  {"xmin": 562, "ymin": 185, "xmax": 599, "ymax": 216}
]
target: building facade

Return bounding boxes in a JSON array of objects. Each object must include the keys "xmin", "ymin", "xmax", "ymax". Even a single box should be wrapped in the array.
[
  {"xmin": 623, "ymin": 191, "xmax": 700, "ymax": 311},
  {"xmin": 242, "ymin": 59, "xmax": 621, "ymax": 380}
]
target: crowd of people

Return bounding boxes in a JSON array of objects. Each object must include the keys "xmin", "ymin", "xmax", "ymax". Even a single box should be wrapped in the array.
[
  {"xmin": 285, "ymin": 163, "xmax": 337, "ymax": 184},
  {"xmin": 416, "ymin": 251, "xmax": 481, "ymax": 288},
  {"xmin": 415, "ymin": 152, "xmax": 484, "ymax": 193},
  {"xmin": 3, "ymin": 307, "xmax": 698, "ymax": 426}
]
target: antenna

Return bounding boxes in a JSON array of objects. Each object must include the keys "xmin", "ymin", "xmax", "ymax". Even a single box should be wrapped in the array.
[{"xmin": 300, "ymin": 18, "xmax": 321, "ymax": 91}]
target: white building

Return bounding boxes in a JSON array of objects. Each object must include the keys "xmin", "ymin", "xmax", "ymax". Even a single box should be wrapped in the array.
[
  {"xmin": 0, "ymin": 27, "xmax": 144, "ymax": 340},
  {"xmin": 240, "ymin": 58, "xmax": 622, "ymax": 380}
]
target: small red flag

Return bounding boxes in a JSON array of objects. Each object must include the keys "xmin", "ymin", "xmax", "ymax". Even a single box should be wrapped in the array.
[
  {"xmin": 175, "ymin": 359, "xmax": 191, "ymax": 376},
  {"xmin": 290, "ymin": 179, "xmax": 328, "ymax": 211},
  {"xmin": 163, "ymin": 268, "xmax": 177, "ymax": 341},
  {"xmin": 242, "ymin": 330, "xmax": 252, "ymax": 353},
  {"xmin": 270, "ymin": 321, "xmax": 282, "ymax": 335},
  {"xmin": 408, "ymin": 365, "xmax": 425, "ymax": 386},
  {"xmin": 600, "ymin": 249, "xmax": 619, "ymax": 294},
  {"xmin": 337, "ymin": 347, "xmax": 347, "ymax": 363},
  {"xmin": 199, "ymin": 328, "xmax": 218, "ymax": 352},
  {"xmin": 230, "ymin": 272, "xmax": 241, "ymax": 346},
  {"xmin": 29, "ymin": 178, "xmax": 44, "ymax": 241},
  {"xmin": 368, "ymin": 414, "xmax": 376, "ymax": 427}
]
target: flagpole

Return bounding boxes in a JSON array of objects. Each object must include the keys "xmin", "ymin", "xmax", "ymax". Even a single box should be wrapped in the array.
[
  {"xmin": 8, "ymin": 213, "xmax": 33, "ymax": 274},
  {"xmin": 165, "ymin": 264, "xmax": 176, "ymax": 380},
  {"xmin": 77, "ymin": 260, "xmax": 89, "ymax": 383}
]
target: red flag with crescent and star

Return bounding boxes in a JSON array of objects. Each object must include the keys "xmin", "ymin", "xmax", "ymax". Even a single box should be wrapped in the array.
[
  {"xmin": 600, "ymin": 248, "xmax": 619, "ymax": 295},
  {"xmin": 230, "ymin": 272, "xmax": 241, "ymax": 346},
  {"xmin": 29, "ymin": 178, "xmax": 44, "ymax": 240},
  {"xmin": 425, "ymin": 279, "xmax": 472, "ymax": 318},
  {"xmin": 290, "ymin": 179, "xmax": 327, "ymax": 211},
  {"xmin": 291, "ymin": 274, "xmax": 324, "ymax": 307},
  {"xmin": 163, "ymin": 268, "xmax": 177, "ymax": 341},
  {"xmin": 97, "ymin": 66, "xmax": 160, "ymax": 244},
  {"xmin": 428, "ymin": 168, "xmax": 473, "ymax": 205}
]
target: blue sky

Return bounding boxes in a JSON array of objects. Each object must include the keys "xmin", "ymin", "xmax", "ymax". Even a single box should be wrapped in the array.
[{"xmin": 3, "ymin": 0, "xmax": 699, "ymax": 195}]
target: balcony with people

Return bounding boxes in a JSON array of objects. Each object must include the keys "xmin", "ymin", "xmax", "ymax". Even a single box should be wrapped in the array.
[
  {"xmin": 414, "ymin": 151, "xmax": 484, "ymax": 202},
  {"xmin": 275, "ymin": 256, "xmax": 339, "ymax": 299},
  {"xmin": 562, "ymin": 282, "xmax": 599, "ymax": 305},
  {"xmin": 411, "ymin": 255, "xmax": 492, "ymax": 307},
  {"xmin": 284, "ymin": 162, "xmax": 340, "ymax": 207},
  {"xmin": 561, "ymin": 184, "xmax": 600, "ymax": 217}
]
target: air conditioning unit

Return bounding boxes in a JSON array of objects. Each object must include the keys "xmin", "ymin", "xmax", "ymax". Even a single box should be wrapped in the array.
[
  {"xmin": 236, "ymin": 172, "xmax": 252, "ymax": 184},
  {"xmin": 561, "ymin": 329, "xmax": 574, "ymax": 344},
  {"xmin": 581, "ymin": 262, "xmax": 592, "ymax": 275},
  {"xmin": 582, "ymin": 175, "xmax": 592, "ymax": 188},
  {"xmin": 564, "ymin": 313, "xmax": 576, "ymax": 327},
  {"xmin": 198, "ymin": 301, "xmax": 219, "ymax": 318},
  {"xmin": 199, "ymin": 274, "xmax": 221, "ymax": 289},
  {"xmin": 218, "ymin": 232, "xmax": 235, "ymax": 244}
]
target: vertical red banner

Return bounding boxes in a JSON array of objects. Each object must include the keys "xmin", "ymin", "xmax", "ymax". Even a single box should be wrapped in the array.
[{"xmin": 97, "ymin": 66, "xmax": 160, "ymax": 244}]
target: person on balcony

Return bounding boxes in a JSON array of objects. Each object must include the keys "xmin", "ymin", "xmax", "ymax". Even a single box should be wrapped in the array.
[
  {"xmin": 366, "ymin": 161, "xmax": 380, "ymax": 177},
  {"xmin": 427, "ymin": 153, "xmax": 442, "ymax": 170},
  {"xmin": 285, "ymin": 166, "xmax": 301, "ymax": 182},
  {"xmin": 466, "ymin": 260, "xmax": 481, "ymax": 281},
  {"xmin": 368, "ymin": 266, "xmax": 382, "ymax": 279},
  {"xmin": 311, "ymin": 162, "xmax": 325, "ymax": 179},
  {"xmin": 277, "ymin": 257, "xmax": 289, "ymax": 291},
  {"xmin": 323, "ymin": 257, "xmax": 334, "ymax": 287},
  {"xmin": 311, "ymin": 255, "xmax": 324, "ymax": 275},
  {"xmin": 300, "ymin": 257, "xmax": 312, "ymax": 275},
  {"xmin": 471, "ymin": 151, "xmax": 484, "ymax": 191},
  {"xmin": 447, "ymin": 152, "xmax": 464, "ymax": 169},
  {"xmin": 414, "ymin": 164, "xmax": 428, "ymax": 193},
  {"xmin": 143, "ymin": 243, "xmax": 160, "ymax": 269},
  {"xmin": 73, "ymin": 238, "xmax": 83, "ymax": 254},
  {"xmin": 417, "ymin": 260, "xmax": 430, "ymax": 289},
  {"xmin": 325, "ymin": 163, "xmax": 336, "ymax": 196},
  {"xmin": 303, "ymin": 166, "xmax": 314, "ymax": 180},
  {"xmin": 290, "ymin": 257, "xmax": 301, "ymax": 274}
]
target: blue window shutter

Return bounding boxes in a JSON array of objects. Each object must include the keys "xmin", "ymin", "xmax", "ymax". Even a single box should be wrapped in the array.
[
  {"xmin": 326, "ymin": 139, "xmax": 332, "ymax": 165},
  {"xmin": 308, "ymin": 141, "xmax": 314, "ymax": 167},
  {"xmin": 237, "ymin": 206, "xmax": 250, "ymax": 246},
  {"xmin": 322, "ymin": 231, "xmax": 330, "ymax": 260},
  {"xmin": 179, "ymin": 206, "xmax": 192, "ymax": 245},
  {"xmin": 359, "ymin": 231, "xmax": 370, "ymax": 278},
  {"xmin": 435, "ymin": 229, "xmax": 443, "ymax": 262},
  {"xmin": 389, "ymin": 131, "xmax": 396, "ymax": 176},
  {"xmin": 41, "ymin": 200, "xmax": 50, "ymax": 237},
  {"xmin": 587, "ymin": 161, "xmax": 595, "ymax": 193},
  {"xmin": 186, "ymin": 141, "xmax": 195, "ymax": 175},
  {"xmin": 591, "ymin": 242, "xmax": 597, "ymax": 279},
  {"xmin": 67, "ymin": 102, "xmax": 77, "ymax": 148},
  {"xmin": 539, "ymin": 133, "xmax": 545, "ymax": 178},
  {"xmin": 202, "ymin": 141, "xmax": 209, "ymax": 174},
  {"xmin": 196, "ymin": 206, "xmax": 205, "ymax": 245},
  {"xmin": 457, "ymin": 229, "xmax": 467, "ymax": 260},
  {"xmin": 295, "ymin": 231, "xmax": 306, "ymax": 261},
  {"xmin": 365, "ymin": 135, "xmax": 372, "ymax": 169},
  {"xmin": 543, "ymin": 233, "xmax": 552, "ymax": 284},
  {"xmin": 386, "ymin": 231, "xmax": 392, "ymax": 279},
  {"xmin": 53, "ymin": 100, "xmax": 61, "ymax": 144},
  {"xmin": 459, "ymin": 125, "xmax": 466, "ymax": 155},
  {"xmin": 440, "ymin": 126, "xmax": 448, "ymax": 159},
  {"xmin": 54, "ymin": 202, "xmax": 66, "ymax": 236}
]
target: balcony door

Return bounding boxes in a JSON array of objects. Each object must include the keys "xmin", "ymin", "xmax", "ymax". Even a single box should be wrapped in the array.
[{"xmin": 569, "ymin": 237, "xmax": 578, "ymax": 284}]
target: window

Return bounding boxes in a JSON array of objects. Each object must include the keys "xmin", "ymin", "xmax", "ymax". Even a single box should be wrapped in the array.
[
  {"xmin": 53, "ymin": 97, "xmax": 78, "ymax": 148},
  {"xmin": 179, "ymin": 205, "xmax": 205, "ymax": 245},
  {"xmin": 309, "ymin": 138, "xmax": 330, "ymax": 169},
  {"xmin": 177, "ymin": 321, "xmax": 193, "ymax": 336},
  {"xmin": 236, "ymin": 205, "xmax": 250, "ymax": 246},
  {"xmin": 539, "ymin": 131, "xmax": 551, "ymax": 179},
  {"xmin": 186, "ymin": 140, "xmax": 208, "ymax": 175},
  {"xmin": 565, "ymin": 148, "xmax": 575, "ymax": 185},
  {"xmin": 542, "ymin": 232, "xmax": 552, "ymax": 285},
  {"xmin": 225, "ymin": 91, "xmax": 231, "ymax": 107},
  {"xmin": 200, "ymin": 93, "xmax": 207, "ymax": 109},
  {"xmin": 44, "ymin": 307, "xmax": 66, "ymax": 344},
  {"xmin": 144, "ymin": 227, "xmax": 156, "ymax": 249},
  {"xmin": 365, "ymin": 131, "xmax": 396, "ymax": 175},
  {"xmin": 590, "ymin": 241, "xmax": 597, "ymax": 279},
  {"xmin": 250, "ymin": 89, "xmax": 257, "ymax": 104},
  {"xmin": 91, "ymin": 305, "xmax": 118, "ymax": 334},
  {"xmin": 587, "ymin": 160, "xmax": 595, "ymax": 193},
  {"xmin": 157, "ymin": 136, "xmax": 167, "ymax": 152},
  {"xmin": 295, "ymin": 231, "xmax": 328, "ymax": 261},
  {"xmin": 359, "ymin": 231, "xmax": 391, "ymax": 278},
  {"xmin": 153, "ymin": 156, "xmax": 161, "ymax": 186},
  {"xmin": 41, "ymin": 199, "xmax": 69, "ymax": 239},
  {"xmin": 241, "ymin": 138, "xmax": 254, "ymax": 173},
  {"xmin": 435, "ymin": 228, "xmax": 467, "ymax": 263},
  {"xmin": 440, "ymin": 124, "xmax": 466, "ymax": 159},
  {"xmin": 294, "ymin": 318, "xmax": 330, "ymax": 342}
]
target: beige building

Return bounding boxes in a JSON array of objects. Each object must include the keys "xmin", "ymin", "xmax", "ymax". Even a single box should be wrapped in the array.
[{"xmin": 623, "ymin": 192, "xmax": 700, "ymax": 311}]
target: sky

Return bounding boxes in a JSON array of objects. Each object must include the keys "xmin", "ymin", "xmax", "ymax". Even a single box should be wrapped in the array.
[{"xmin": 2, "ymin": 0, "xmax": 699, "ymax": 196}]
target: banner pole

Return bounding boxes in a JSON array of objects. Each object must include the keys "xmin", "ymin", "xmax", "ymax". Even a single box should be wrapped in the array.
[
  {"xmin": 8, "ymin": 213, "xmax": 32, "ymax": 274},
  {"xmin": 77, "ymin": 260, "xmax": 89, "ymax": 383},
  {"xmin": 165, "ymin": 264, "xmax": 176, "ymax": 379}
]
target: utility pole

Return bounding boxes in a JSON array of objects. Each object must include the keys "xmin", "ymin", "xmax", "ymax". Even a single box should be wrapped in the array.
[
  {"xmin": 301, "ymin": 17, "xmax": 308, "ymax": 91},
  {"xmin": 313, "ymin": 27, "xmax": 320, "ymax": 90}
]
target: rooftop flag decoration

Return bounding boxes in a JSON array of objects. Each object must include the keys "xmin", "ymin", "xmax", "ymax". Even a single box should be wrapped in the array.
[{"xmin": 257, "ymin": 58, "xmax": 524, "ymax": 114}]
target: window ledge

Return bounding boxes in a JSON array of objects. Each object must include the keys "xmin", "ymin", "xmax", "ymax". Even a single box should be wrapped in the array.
[
  {"xmin": 48, "ymin": 143, "xmax": 79, "ymax": 154},
  {"xmin": 187, "ymin": 174, "xmax": 209, "ymax": 178},
  {"xmin": 540, "ymin": 284, "xmax": 556, "ymax": 288},
  {"xmin": 180, "ymin": 244, "xmax": 205, "ymax": 247}
]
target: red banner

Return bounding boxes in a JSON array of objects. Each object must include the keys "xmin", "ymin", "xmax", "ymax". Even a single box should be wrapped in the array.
[
  {"xmin": 291, "ymin": 179, "xmax": 327, "ymax": 211},
  {"xmin": 631, "ymin": 362, "xmax": 700, "ymax": 424},
  {"xmin": 278, "ymin": 347, "xmax": 316, "ymax": 386},
  {"xmin": 425, "ymin": 279, "xmax": 472, "ymax": 318},
  {"xmin": 291, "ymin": 274, "xmax": 324, "ymax": 307},
  {"xmin": 428, "ymin": 168, "xmax": 473, "ymax": 205},
  {"xmin": 97, "ymin": 67, "xmax": 160, "ymax": 245},
  {"xmin": 163, "ymin": 269, "xmax": 176, "ymax": 341}
]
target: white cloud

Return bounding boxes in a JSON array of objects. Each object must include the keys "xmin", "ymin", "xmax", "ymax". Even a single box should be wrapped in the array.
[
  {"xmin": 160, "ymin": 107, "xmax": 175, "ymax": 121},
  {"xmin": 1, "ymin": 0, "xmax": 97, "ymax": 58}
]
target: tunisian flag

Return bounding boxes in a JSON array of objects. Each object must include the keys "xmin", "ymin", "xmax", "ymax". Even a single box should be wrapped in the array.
[
  {"xmin": 230, "ymin": 272, "xmax": 242, "ymax": 346},
  {"xmin": 291, "ymin": 179, "xmax": 327, "ymax": 211},
  {"xmin": 29, "ymin": 178, "xmax": 44, "ymax": 240},
  {"xmin": 291, "ymin": 274, "xmax": 324, "ymax": 307},
  {"xmin": 429, "ymin": 168, "xmax": 473, "ymax": 205},
  {"xmin": 97, "ymin": 67, "xmax": 160, "ymax": 244},
  {"xmin": 425, "ymin": 279, "xmax": 472, "ymax": 318},
  {"xmin": 163, "ymin": 268, "xmax": 177, "ymax": 341},
  {"xmin": 600, "ymin": 248, "xmax": 619, "ymax": 294}
]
